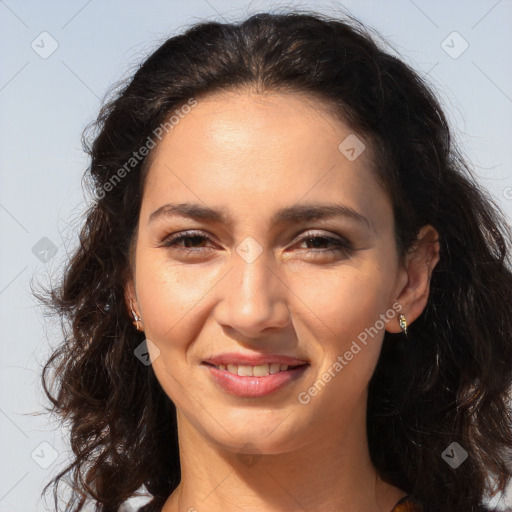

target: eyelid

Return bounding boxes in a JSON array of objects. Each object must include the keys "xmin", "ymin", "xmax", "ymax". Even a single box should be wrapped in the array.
[
  {"xmin": 293, "ymin": 229, "xmax": 353, "ymax": 249},
  {"xmin": 295, "ymin": 229, "xmax": 350, "ymax": 243},
  {"xmin": 162, "ymin": 228, "xmax": 349, "ymax": 241},
  {"xmin": 162, "ymin": 229, "xmax": 216, "ymax": 246},
  {"xmin": 161, "ymin": 229, "xmax": 353, "ymax": 254}
]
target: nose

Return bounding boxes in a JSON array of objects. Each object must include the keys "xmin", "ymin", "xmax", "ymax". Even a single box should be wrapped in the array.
[{"xmin": 213, "ymin": 248, "xmax": 291, "ymax": 339}]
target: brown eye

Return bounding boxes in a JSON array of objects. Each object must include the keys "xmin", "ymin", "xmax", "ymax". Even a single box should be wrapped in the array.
[
  {"xmin": 162, "ymin": 231, "xmax": 214, "ymax": 252},
  {"xmin": 295, "ymin": 232, "xmax": 353, "ymax": 255}
]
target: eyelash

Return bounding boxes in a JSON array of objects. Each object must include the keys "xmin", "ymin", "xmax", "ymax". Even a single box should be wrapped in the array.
[{"xmin": 161, "ymin": 230, "xmax": 353, "ymax": 256}]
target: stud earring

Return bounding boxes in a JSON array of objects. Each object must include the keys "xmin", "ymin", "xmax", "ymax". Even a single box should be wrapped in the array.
[
  {"xmin": 399, "ymin": 314, "xmax": 408, "ymax": 336},
  {"xmin": 130, "ymin": 301, "xmax": 143, "ymax": 331}
]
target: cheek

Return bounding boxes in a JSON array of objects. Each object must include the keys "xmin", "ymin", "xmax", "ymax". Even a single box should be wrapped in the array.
[
  {"xmin": 135, "ymin": 254, "xmax": 225, "ymax": 345},
  {"xmin": 295, "ymin": 263, "xmax": 393, "ymax": 336},
  {"xmin": 291, "ymin": 261, "xmax": 397, "ymax": 397},
  {"xmin": 135, "ymin": 258, "xmax": 220, "ymax": 397}
]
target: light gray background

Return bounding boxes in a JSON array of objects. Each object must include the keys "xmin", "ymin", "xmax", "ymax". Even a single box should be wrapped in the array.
[{"xmin": 1, "ymin": 1, "xmax": 511, "ymax": 510}]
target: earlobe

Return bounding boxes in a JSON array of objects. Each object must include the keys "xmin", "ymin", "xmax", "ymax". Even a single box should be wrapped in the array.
[
  {"xmin": 387, "ymin": 225, "xmax": 440, "ymax": 334},
  {"xmin": 124, "ymin": 277, "xmax": 144, "ymax": 331}
]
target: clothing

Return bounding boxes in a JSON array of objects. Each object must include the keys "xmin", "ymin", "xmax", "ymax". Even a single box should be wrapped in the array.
[{"xmin": 391, "ymin": 494, "xmax": 424, "ymax": 511}]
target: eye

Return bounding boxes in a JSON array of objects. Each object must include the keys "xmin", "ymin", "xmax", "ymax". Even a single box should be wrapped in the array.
[
  {"xmin": 161, "ymin": 231, "xmax": 215, "ymax": 252},
  {"xmin": 294, "ymin": 231, "xmax": 353, "ymax": 256},
  {"xmin": 160, "ymin": 230, "xmax": 354, "ymax": 258}
]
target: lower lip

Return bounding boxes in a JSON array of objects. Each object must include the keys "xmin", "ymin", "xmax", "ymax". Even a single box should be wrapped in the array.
[{"xmin": 203, "ymin": 363, "xmax": 309, "ymax": 397}]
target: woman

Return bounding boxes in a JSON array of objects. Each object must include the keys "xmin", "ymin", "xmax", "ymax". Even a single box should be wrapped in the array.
[{"xmin": 38, "ymin": 10, "xmax": 512, "ymax": 512}]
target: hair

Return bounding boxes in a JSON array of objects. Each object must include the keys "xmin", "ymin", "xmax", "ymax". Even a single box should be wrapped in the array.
[{"xmin": 36, "ymin": 9, "xmax": 512, "ymax": 512}]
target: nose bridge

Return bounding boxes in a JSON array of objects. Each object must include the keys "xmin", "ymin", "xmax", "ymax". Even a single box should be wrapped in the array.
[
  {"xmin": 215, "ymin": 238, "xmax": 290, "ymax": 335},
  {"xmin": 235, "ymin": 248, "xmax": 272, "ymax": 304}
]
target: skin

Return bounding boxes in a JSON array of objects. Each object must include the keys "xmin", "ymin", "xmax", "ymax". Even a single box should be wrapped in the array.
[{"xmin": 124, "ymin": 90, "xmax": 440, "ymax": 512}]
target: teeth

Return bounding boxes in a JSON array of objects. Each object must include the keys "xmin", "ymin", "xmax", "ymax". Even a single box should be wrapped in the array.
[
  {"xmin": 270, "ymin": 363, "xmax": 281, "ymax": 374},
  {"xmin": 216, "ymin": 363, "xmax": 292, "ymax": 376},
  {"xmin": 237, "ymin": 365, "xmax": 253, "ymax": 377}
]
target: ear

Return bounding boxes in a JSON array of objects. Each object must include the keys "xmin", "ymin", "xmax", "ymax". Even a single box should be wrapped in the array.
[
  {"xmin": 123, "ymin": 269, "xmax": 142, "ymax": 324},
  {"xmin": 386, "ymin": 225, "xmax": 440, "ymax": 333}
]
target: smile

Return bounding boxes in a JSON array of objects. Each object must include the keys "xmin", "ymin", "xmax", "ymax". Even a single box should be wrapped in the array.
[
  {"xmin": 202, "ymin": 362, "xmax": 310, "ymax": 397},
  {"xmin": 210, "ymin": 362, "xmax": 303, "ymax": 377}
]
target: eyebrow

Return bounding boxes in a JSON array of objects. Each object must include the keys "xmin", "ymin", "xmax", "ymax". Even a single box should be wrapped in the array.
[{"xmin": 148, "ymin": 202, "xmax": 371, "ymax": 230}]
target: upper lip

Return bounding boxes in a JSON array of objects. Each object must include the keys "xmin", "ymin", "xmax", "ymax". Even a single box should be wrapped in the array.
[{"xmin": 203, "ymin": 353, "xmax": 309, "ymax": 366}]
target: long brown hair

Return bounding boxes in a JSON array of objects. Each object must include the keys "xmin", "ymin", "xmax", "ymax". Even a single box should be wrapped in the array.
[{"xmin": 36, "ymin": 10, "xmax": 512, "ymax": 512}]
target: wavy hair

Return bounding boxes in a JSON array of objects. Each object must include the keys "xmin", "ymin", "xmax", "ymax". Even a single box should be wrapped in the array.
[{"xmin": 36, "ymin": 10, "xmax": 512, "ymax": 512}]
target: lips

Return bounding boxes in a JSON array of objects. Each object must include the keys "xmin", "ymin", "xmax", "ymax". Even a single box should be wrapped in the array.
[{"xmin": 201, "ymin": 352, "xmax": 310, "ymax": 397}]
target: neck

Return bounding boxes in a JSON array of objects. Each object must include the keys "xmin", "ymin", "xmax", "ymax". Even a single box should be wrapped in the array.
[{"xmin": 163, "ymin": 398, "xmax": 406, "ymax": 512}]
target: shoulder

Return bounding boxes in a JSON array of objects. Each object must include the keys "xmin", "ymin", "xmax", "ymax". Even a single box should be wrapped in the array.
[
  {"xmin": 478, "ymin": 506, "xmax": 512, "ymax": 512},
  {"xmin": 391, "ymin": 495, "xmax": 512, "ymax": 512},
  {"xmin": 390, "ymin": 495, "xmax": 424, "ymax": 512}
]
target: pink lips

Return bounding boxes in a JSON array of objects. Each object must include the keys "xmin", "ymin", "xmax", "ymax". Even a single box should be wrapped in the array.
[{"xmin": 202, "ymin": 352, "xmax": 309, "ymax": 398}]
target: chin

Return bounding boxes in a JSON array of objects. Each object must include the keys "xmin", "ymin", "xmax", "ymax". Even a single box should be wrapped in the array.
[{"xmin": 195, "ymin": 414, "xmax": 312, "ymax": 455}]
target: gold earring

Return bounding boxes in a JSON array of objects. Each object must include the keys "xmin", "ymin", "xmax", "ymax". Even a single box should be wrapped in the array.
[
  {"xmin": 130, "ymin": 301, "xmax": 143, "ymax": 331},
  {"xmin": 399, "ymin": 314, "xmax": 408, "ymax": 336}
]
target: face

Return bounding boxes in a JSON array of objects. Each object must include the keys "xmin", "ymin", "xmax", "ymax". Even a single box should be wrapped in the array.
[{"xmin": 125, "ymin": 90, "xmax": 411, "ymax": 454}]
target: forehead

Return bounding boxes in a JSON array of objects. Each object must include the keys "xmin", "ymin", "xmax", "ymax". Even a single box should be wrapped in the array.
[
  {"xmin": 141, "ymin": 90, "xmax": 388, "ymax": 229},
  {"xmin": 149, "ymin": 90, "xmax": 362, "ymax": 164}
]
